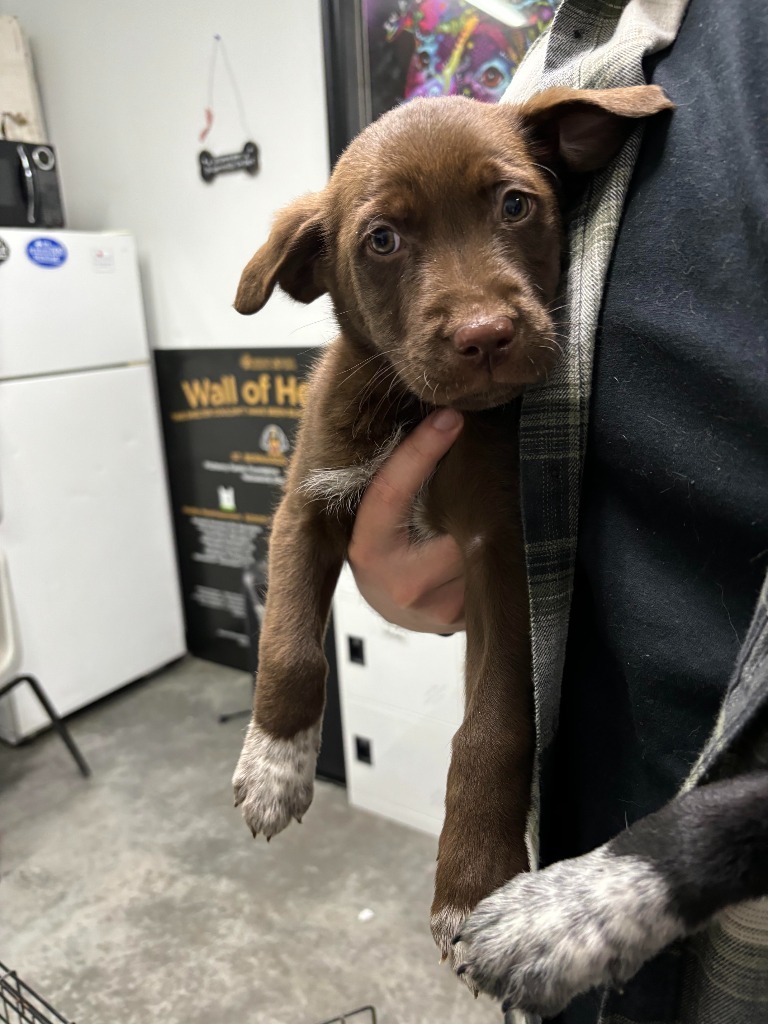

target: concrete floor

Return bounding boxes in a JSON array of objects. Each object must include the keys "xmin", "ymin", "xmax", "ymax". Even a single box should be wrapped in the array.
[{"xmin": 0, "ymin": 657, "xmax": 501, "ymax": 1024}]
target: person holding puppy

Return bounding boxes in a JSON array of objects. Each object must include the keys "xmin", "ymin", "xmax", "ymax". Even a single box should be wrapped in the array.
[{"xmin": 348, "ymin": 0, "xmax": 768, "ymax": 1021}]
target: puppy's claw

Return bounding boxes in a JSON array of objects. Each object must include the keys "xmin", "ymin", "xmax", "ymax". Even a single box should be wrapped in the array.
[
  {"xmin": 431, "ymin": 906, "xmax": 473, "ymax": 980},
  {"xmin": 266, "ymin": 835, "xmax": 272, "ymax": 843},
  {"xmin": 295, "ymin": 816, "xmax": 303, "ymax": 824}
]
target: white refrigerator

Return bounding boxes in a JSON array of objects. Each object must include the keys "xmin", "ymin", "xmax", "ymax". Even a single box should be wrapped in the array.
[{"xmin": 0, "ymin": 228, "xmax": 186, "ymax": 742}]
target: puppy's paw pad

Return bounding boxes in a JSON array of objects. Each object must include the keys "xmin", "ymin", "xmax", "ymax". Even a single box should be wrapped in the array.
[{"xmin": 232, "ymin": 721, "xmax": 320, "ymax": 839}]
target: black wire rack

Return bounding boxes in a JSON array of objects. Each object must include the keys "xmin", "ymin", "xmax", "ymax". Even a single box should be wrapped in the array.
[
  {"xmin": 0, "ymin": 963, "xmax": 75, "ymax": 1024},
  {"xmin": 315, "ymin": 1008, "xmax": 376, "ymax": 1024},
  {"xmin": 0, "ymin": 961, "xmax": 375, "ymax": 1024}
]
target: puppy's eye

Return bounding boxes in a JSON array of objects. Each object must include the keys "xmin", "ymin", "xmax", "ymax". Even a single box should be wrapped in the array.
[
  {"xmin": 501, "ymin": 192, "xmax": 531, "ymax": 222},
  {"xmin": 368, "ymin": 226, "xmax": 401, "ymax": 255}
]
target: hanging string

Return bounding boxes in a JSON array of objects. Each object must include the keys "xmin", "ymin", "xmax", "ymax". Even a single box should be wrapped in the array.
[{"xmin": 199, "ymin": 34, "xmax": 252, "ymax": 145}]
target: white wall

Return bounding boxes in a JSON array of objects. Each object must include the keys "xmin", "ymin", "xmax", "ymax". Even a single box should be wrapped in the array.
[{"xmin": 1, "ymin": 0, "xmax": 333, "ymax": 349}]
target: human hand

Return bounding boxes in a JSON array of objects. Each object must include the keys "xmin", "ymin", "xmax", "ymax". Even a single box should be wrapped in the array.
[{"xmin": 348, "ymin": 409, "xmax": 466, "ymax": 633}]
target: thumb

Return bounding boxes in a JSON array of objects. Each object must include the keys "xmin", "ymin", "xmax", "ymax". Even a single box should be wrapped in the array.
[{"xmin": 357, "ymin": 409, "xmax": 464, "ymax": 529}]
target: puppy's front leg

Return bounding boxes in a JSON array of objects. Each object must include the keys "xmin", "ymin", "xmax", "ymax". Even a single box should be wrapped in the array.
[
  {"xmin": 457, "ymin": 770, "xmax": 768, "ymax": 1017},
  {"xmin": 233, "ymin": 495, "xmax": 345, "ymax": 839},
  {"xmin": 431, "ymin": 536, "xmax": 534, "ymax": 966}
]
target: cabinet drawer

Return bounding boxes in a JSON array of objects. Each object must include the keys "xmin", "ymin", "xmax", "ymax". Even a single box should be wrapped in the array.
[
  {"xmin": 342, "ymin": 699, "xmax": 456, "ymax": 837},
  {"xmin": 333, "ymin": 566, "xmax": 465, "ymax": 725}
]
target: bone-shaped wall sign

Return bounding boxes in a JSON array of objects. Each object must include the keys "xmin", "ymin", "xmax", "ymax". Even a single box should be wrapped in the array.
[{"xmin": 199, "ymin": 141, "xmax": 259, "ymax": 183}]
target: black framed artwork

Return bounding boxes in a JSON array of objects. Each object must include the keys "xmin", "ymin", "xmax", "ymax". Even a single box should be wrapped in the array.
[{"xmin": 322, "ymin": 0, "xmax": 558, "ymax": 165}]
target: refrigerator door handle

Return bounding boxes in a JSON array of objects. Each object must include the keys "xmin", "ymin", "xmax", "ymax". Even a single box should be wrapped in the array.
[{"xmin": 17, "ymin": 145, "xmax": 36, "ymax": 225}]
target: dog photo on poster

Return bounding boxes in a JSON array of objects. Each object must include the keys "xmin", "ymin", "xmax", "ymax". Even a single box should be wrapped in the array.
[
  {"xmin": 323, "ymin": 0, "xmax": 558, "ymax": 165},
  {"xmin": 364, "ymin": 0, "xmax": 557, "ymax": 118},
  {"xmin": 154, "ymin": 347, "xmax": 318, "ymax": 669}
]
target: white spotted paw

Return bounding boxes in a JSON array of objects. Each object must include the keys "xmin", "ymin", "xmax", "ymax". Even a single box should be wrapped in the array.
[
  {"xmin": 454, "ymin": 847, "xmax": 685, "ymax": 1017},
  {"xmin": 232, "ymin": 720, "xmax": 321, "ymax": 839}
]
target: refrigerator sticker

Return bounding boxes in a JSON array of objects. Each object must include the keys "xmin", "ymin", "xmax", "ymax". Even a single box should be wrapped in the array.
[
  {"xmin": 26, "ymin": 237, "xmax": 68, "ymax": 268},
  {"xmin": 92, "ymin": 247, "xmax": 115, "ymax": 272},
  {"xmin": 0, "ymin": 237, "xmax": 8, "ymax": 263}
]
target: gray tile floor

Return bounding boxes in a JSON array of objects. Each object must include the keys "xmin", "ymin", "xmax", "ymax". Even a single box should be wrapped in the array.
[{"xmin": 0, "ymin": 657, "xmax": 501, "ymax": 1024}]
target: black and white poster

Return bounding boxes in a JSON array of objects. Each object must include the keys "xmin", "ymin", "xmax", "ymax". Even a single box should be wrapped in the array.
[{"xmin": 154, "ymin": 347, "xmax": 318, "ymax": 669}]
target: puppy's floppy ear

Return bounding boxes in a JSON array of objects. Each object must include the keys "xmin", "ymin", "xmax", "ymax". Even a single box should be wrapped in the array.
[
  {"xmin": 235, "ymin": 192, "xmax": 326, "ymax": 315},
  {"xmin": 518, "ymin": 85, "xmax": 674, "ymax": 174}
]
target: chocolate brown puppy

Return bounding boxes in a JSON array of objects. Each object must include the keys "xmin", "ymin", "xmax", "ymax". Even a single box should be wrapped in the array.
[{"xmin": 231, "ymin": 86, "xmax": 672, "ymax": 967}]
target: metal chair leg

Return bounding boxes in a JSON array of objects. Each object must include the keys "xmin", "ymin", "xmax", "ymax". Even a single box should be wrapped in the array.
[{"xmin": 0, "ymin": 675, "xmax": 91, "ymax": 777}]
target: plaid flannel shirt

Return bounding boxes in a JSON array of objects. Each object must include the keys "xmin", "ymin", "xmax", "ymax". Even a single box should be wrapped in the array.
[{"xmin": 502, "ymin": 2, "xmax": 768, "ymax": 1021}]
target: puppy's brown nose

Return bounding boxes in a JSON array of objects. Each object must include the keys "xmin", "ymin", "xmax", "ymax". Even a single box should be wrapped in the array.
[{"xmin": 453, "ymin": 317, "xmax": 515, "ymax": 369}]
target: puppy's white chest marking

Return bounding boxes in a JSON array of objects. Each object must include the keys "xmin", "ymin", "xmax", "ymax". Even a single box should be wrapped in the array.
[{"xmin": 299, "ymin": 426, "xmax": 406, "ymax": 515}]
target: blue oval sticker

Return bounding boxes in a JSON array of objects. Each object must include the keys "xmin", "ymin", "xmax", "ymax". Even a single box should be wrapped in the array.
[{"xmin": 27, "ymin": 237, "xmax": 68, "ymax": 268}]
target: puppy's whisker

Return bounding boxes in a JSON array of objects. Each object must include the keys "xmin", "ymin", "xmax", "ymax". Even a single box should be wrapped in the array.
[
  {"xmin": 394, "ymin": 388, "xmax": 411, "ymax": 420},
  {"xmin": 289, "ymin": 314, "xmax": 343, "ymax": 335},
  {"xmin": 405, "ymin": 369, "xmax": 433, "ymax": 411},
  {"xmin": 350, "ymin": 361, "xmax": 401, "ymax": 423},
  {"xmin": 419, "ymin": 371, "xmax": 437, "ymax": 406},
  {"xmin": 379, "ymin": 364, "xmax": 402, "ymax": 401},
  {"xmin": 540, "ymin": 339, "xmax": 563, "ymax": 356},
  {"xmin": 343, "ymin": 363, "xmax": 395, "ymax": 419},
  {"xmin": 337, "ymin": 351, "xmax": 386, "ymax": 385},
  {"xmin": 337, "ymin": 358, "xmax": 382, "ymax": 385},
  {"xmin": 366, "ymin": 367, "xmax": 406, "ymax": 430},
  {"xmin": 353, "ymin": 367, "xmax": 396, "ymax": 416}
]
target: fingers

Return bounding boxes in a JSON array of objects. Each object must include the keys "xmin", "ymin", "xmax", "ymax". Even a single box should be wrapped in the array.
[
  {"xmin": 351, "ymin": 540, "xmax": 466, "ymax": 633},
  {"xmin": 348, "ymin": 409, "xmax": 466, "ymax": 633},
  {"xmin": 354, "ymin": 408, "xmax": 463, "ymax": 544}
]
